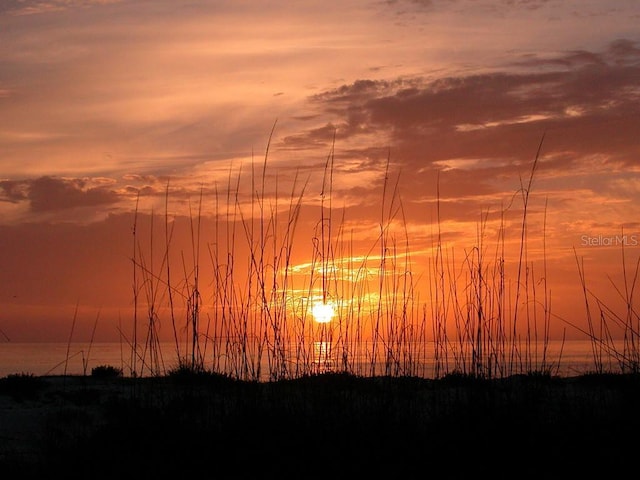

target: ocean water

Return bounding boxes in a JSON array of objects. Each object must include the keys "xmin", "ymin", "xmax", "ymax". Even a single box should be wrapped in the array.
[{"xmin": 0, "ymin": 339, "xmax": 630, "ymax": 380}]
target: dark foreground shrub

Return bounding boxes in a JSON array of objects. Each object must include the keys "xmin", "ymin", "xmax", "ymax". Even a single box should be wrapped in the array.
[
  {"xmin": 91, "ymin": 365, "xmax": 122, "ymax": 378},
  {"xmin": 0, "ymin": 372, "xmax": 45, "ymax": 399}
]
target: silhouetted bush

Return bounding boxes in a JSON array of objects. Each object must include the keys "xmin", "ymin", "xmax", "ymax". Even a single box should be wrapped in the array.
[{"xmin": 91, "ymin": 365, "xmax": 122, "ymax": 378}]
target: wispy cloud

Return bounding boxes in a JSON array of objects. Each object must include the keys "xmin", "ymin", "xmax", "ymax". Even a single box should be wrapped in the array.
[{"xmin": 0, "ymin": 0, "xmax": 122, "ymax": 16}]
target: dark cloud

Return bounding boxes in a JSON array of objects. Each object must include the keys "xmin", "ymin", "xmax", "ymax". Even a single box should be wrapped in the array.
[
  {"xmin": 291, "ymin": 39, "xmax": 640, "ymax": 176},
  {"xmin": 0, "ymin": 1, "xmax": 36, "ymax": 15},
  {"xmin": 0, "ymin": 0, "xmax": 121, "ymax": 16},
  {"xmin": 0, "ymin": 180, "xmax": 28, "ymax": 203},
  {"xmin": 608, "ymin": 38, "xmax": 640, "ymax": 62},
  {"xmin": 28, "ymin": 176, "xmax": 119, "ymax": 212},
  {"xmin": 281, "ymin": 123, "xmax": 344, "ymax": 150}
]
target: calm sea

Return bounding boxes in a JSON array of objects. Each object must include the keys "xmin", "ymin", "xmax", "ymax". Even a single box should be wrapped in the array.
[{"xmin": 0, "ymin": 339, "xmax": 628, "ymax": 380}]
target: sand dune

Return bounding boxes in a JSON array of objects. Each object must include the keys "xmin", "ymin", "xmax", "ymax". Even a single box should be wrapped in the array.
[{"xmin": 1, "ymin": 371, "xmax": 638, "ymax": 478}]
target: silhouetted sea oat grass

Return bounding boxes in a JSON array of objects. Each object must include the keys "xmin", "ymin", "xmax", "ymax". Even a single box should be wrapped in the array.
[{"xmin": 108, "ymin": 128, "xmax": 640, "ymax": 382}]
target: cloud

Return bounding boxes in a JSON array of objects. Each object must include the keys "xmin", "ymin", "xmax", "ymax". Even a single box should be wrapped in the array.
[
  {"xmin": 28, "ymin": 176, "xmax": 120, "ymax": 212},
  {"xmin": 290, "ymin": 39, "xmax": 640, "ymax": 175},
  {"xmin": 0, "ymin": 0, "xmax": 122, "ymax": 16},
  {"xmin": 0, "ymin": 180, "xmax": 29, "ymax": 203}
]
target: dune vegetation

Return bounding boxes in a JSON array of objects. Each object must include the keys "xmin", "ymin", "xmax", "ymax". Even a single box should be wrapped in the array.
[{"xmin": 118, "ymin": 129, "xmax": 639, "ymax": 382}]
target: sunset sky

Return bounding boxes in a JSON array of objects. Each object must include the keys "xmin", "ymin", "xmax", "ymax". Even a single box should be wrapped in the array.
[{"xmin": 1, "ymin": 0, "xmax": 639, "ymax": 345}]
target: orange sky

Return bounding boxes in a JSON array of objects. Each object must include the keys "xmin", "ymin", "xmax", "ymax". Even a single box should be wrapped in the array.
[{"xmin": 1, "ymin": 0, "xmax": 639, "ymax": 345}]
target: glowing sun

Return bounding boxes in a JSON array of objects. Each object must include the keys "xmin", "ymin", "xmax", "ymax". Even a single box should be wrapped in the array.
[{"xmin": 311, "ymin": 301, "xmax": 335, "ymax": 323}]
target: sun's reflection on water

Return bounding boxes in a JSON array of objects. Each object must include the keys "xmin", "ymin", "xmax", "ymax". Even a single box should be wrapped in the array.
[{"xmin": 313, "ymin": 341, "xmax": 334, "ymax": 372}]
